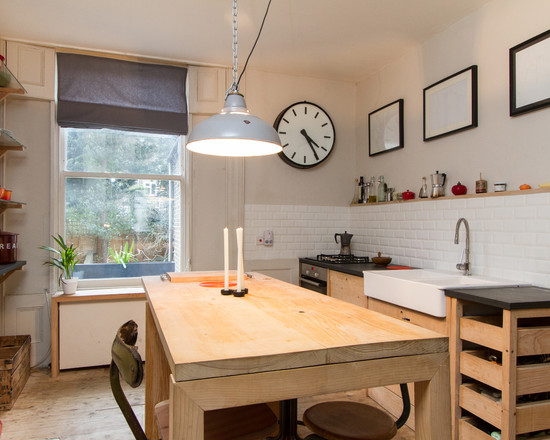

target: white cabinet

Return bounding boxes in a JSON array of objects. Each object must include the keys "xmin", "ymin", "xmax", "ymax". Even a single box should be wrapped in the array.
[
  {"xmin": 187, "ymin": 66, "xmax": 227, "ymax": 114},
  {"xmin": 6, "ymin": 42, "xmax": 55, "ymax": 101}
]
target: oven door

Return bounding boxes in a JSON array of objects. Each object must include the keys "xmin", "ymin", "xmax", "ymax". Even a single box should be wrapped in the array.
[{"xmin": 299, "ymin": 276, "xmax": 327, "ymax": 294}]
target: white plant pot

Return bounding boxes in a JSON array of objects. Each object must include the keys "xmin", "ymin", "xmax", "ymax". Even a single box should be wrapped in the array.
[{"xmin": 61, "ymin": 277, "xmax": 78, "ymax": 295}]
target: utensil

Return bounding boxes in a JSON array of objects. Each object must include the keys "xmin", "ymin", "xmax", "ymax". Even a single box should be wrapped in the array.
[
  {"xmin": 402, "ymin": 190, "xmax": 415, "ymax": 200},
  {"xmin": 430, "ymin": 171, "xmax": 447, "ymax": 198},
  {"xmin": 419, "ymin": 177, "xmax": 429, "ymax": 198},
  {"xmin": 334, "ymin": 231, "xmax": 353, "ymax": 255},
  {"xmin": 372, "ymin": 252, "xmax": 392, "ymax": 266}
]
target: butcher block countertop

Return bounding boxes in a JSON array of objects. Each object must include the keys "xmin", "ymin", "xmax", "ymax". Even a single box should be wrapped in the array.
[{"xmin": 142, "ymin": 271, "xmax": 448, "ymax": 383}]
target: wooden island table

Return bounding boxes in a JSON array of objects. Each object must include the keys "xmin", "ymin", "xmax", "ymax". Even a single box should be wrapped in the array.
[{"xmin": 143, "ymin": 271, "xmax": 451, "ymax": 440}]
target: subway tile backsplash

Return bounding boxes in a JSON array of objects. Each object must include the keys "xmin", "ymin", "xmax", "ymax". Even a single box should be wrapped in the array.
[{"xmin": 244, "ymin": 192, "xmax": 550, "ymax": 288}]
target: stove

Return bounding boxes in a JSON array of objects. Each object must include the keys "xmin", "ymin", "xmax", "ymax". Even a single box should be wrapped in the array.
[{"xmin": 315, "ymin": 254, "xmax": 370, "ymax": 264}]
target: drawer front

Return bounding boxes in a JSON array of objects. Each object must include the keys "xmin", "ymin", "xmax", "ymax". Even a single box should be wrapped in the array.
[
  {"xmin": 367, "ymin": 297, "xmax": 447, "ymax": 334},
  {"xmin": 459, "ymin": 384, "xmax": 502, "ymax": 429},
  {"xmin": 517, "ymin": 325, "xmax": 550, "ymax": 356},
  {"xmin": 517, "ymin": 399, "xmax": 550, "ymax": 434},
  {"xmin": 517, "ymin": 362, "xmax": 550, "ymax": 395},
  {"xmin": 460, "ymin": 316, "xmax": 503, "ymax": 352},
  {"xmin": 460, "ymin": 351, "xmax": 502, "ymax": 390},
  {"xmin": 458, "ymin": 418, "xmax": 496, "ymax": 440}
]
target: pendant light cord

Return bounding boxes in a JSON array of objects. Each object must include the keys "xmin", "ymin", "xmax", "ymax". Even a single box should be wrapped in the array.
[
  {"xmin": 238, "ymin": 0, "xmax": 273, "ymax": 87},
  {"xmin": 227, "ymin": 0, "xmax": 273, "ymax": 96}
]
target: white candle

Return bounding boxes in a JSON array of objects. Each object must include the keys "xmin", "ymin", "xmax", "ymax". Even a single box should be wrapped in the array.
[
  {"xmin": 224, "ymin": 227, "xmax": 229, "ymax": 290},
  {"xmin": 236, "ymin": 227, "xmax": 243, "ymax": 291}
]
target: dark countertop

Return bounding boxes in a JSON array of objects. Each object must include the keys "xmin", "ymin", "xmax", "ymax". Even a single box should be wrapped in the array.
[
  {"xmin": 445, "ymin": 285, "xmax": 550, "ymax": 310},
  {"xmin": 299, "ymin": 257, "xmax": 408, "ymax": 278}
]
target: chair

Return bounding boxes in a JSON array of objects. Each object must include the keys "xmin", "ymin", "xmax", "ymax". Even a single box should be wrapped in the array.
[
  {"xmin": 301, "ymin": 384, "xmax": 411, "ymax": 440},
  {"xmin": 110, "ymin": 320, "xmax": 278, "ymax": 440}
]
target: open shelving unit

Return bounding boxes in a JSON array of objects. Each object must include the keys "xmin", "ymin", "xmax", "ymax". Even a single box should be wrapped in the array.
[
  {"xmin": 0, "ymin": 57, "xmax": 27, "ymax": 281},
  {"xmin": 447, "ymin": 287, "xmax": 550, "ymax": 440}
]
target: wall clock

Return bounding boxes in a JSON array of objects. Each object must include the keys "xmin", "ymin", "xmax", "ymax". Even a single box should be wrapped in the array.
[{"xmin": 274, "ymin": 101, "xmax": 336, "ymax": 168}]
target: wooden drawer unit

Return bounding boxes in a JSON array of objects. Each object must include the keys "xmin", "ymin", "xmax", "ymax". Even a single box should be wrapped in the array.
[
  {"xmin": 447, "ymin": 286, "xmax": 550, "ymax": 440},
  {"xmin": 328, "ymin": 270, "xmax": 366, "ymax": 308}
]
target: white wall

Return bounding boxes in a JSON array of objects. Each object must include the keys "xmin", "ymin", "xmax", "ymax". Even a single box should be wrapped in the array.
[
  {"xmin": 356, "ymin": 0, "xmax": 550, "ymax": 194},
  {"xmin": 245, "ymin": 191, "xmax": 550, "ymax": 289},
  {"xmin": 244, "ymin": 70, "xmax": 357, "ymax": 207}
]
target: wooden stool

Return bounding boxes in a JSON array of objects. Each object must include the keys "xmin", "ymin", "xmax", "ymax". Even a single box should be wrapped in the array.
[{"xmin": 302, "ymin": 384, "xmax": 410, "ymax": 440}]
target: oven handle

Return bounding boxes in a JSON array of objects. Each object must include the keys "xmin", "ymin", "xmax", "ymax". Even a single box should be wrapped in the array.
[{"xmin": 299, "ymin": 277, "xmax": 326, "ymax": 288}]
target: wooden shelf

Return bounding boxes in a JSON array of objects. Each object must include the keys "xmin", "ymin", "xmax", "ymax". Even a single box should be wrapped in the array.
[
  {"xmin": 0, "ymin": 200, "xmax": 24, "ymax": 215},
  {"xmin": 0, "ymin": 86, "xmax": 25, "ymax": 102},
  {"xmin": 351, "ymin": 187, "xmax": 550, "ymax": 206},
  {"xmin": 0, "ymin": 261, "xmax": 26, "ymax": 284}
]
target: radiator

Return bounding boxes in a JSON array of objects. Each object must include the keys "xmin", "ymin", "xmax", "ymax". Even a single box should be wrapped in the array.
[{"xmin": 59, "ymin": 299, "xmax": 146, "ymax": 370}]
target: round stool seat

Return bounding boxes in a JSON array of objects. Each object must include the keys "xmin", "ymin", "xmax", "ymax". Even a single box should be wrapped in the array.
[{"xmin": 303, "ymin": 401, "xmax": 397, "ymax": 440}]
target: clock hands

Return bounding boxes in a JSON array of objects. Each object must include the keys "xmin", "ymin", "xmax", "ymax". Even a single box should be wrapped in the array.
[{"xmin": 300, "ymin": 129, "xmax": 320, "ymax": 161}]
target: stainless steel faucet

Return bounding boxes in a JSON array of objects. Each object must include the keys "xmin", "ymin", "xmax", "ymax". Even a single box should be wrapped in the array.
[{"xmin": 454, "ymin": 218, "xmax": 470, "ymax": 275}]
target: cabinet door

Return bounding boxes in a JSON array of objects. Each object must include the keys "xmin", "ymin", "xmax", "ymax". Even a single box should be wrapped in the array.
[
  {"xmin": 328, "ymin": 271, "xmax": 366, "ymax": 308},
  {"xmin": 187, "ymin": 66, "xmax": 228, "ymax": 114},
  {"xmin": 6, "ymin": 42, "xmax": 55, "ymax": 100},
  {"xmin": 368, "ymin": 297, "xmax": 448, "ymax": 335}
]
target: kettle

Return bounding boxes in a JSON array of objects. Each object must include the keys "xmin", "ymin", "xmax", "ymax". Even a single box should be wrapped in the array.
[
  {"xmin": 335, "ymin": 231, "xmax": 353, "ymax": 256},
  {"xmin": 430, "ymin": 171, "xmax": 447, "ymax": 198}
]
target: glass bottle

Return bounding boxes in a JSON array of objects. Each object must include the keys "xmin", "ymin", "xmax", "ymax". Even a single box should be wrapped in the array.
[
  {"xmin": 357, "ymin": 176, "xmax": 365, "ymax": 203},
  {"xmin": 368, "ymin": 176, "xmax": 377, "ymax": 203},
  {"xmin": 377, "ymin": 175, "xmax": 387, "ymax": 202}
]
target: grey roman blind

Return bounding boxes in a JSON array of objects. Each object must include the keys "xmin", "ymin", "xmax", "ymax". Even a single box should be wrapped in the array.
[{"xmin": 57, "ymin": 53, "xmax": 188, "ymax": 135}]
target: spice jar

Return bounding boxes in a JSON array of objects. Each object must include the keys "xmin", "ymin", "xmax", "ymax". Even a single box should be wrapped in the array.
[{"xmin": 476, "ymin": 173, "xmax": 487, "ymax": 194}]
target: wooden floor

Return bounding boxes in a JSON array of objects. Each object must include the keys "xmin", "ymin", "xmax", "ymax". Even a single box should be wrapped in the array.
[{"xmin": 0, "ymin": 367, "xmax": 415, "ymax": 440}]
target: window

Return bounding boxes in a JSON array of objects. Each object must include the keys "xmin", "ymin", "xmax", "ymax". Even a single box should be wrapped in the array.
[
  {"xmin": 60, "ymin": 127, "xmax": 184, "ymax": 280},
  {"xmin": 55, "ymin": 53, "xmax": 189, "ymax": 282}
]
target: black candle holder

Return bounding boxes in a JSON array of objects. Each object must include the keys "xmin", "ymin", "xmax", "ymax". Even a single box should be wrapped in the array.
[{"xmin": 220, "ymin": 288, "xmax": 248, "ymax": 297}]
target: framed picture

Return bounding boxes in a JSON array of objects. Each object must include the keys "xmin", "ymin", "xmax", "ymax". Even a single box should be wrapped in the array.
[
  {"xmin": 423, "ymin": 65, "xmax": 478, "ymax": 141},
  {"xmin": 510, "ymin": 29, "xmax": 550, "ymax": 116},
  {"xmin": 368, "ymin": 99, "xmax": 403, "ymax": 156}
]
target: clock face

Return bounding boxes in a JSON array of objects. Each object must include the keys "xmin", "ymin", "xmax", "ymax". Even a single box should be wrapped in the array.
[{"xmin": 274, "ymin": 101, "xmax": 335, "ymax": 168}]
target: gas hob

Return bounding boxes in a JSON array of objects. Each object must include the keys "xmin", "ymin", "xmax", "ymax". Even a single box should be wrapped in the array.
[{"xmin": 315, "ymin": 254, "xmax": 369, "ymax": 264}]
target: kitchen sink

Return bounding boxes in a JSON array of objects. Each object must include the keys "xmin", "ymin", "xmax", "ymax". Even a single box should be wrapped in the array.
[{"xmin": 363, "ymin": 269, "xmax": 527, "ymax": 317}]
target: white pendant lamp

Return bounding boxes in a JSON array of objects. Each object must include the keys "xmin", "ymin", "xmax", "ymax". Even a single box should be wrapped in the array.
[{"xmin": 186, "ymin": 0, "xmax": 282, "ymax": 157}]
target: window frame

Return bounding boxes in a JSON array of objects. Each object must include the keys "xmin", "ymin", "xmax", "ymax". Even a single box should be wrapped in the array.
[{"xmin": 52, "ymin": 126, "xmax": 189, "ymax": 290}]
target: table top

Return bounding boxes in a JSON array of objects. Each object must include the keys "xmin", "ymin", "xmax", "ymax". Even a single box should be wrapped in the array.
[
  {"xmin": 143, "ymin": 271, "xmax": 448, "ymax": 382},
  {"xmin": 445, "ymin": 285, "xmax": 550, "ymax": 309}
]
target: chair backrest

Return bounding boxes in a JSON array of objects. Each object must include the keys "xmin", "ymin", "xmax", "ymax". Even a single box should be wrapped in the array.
[
  {"xmin": 111, "ymin": 320, "xmax": 143, "ymax": 388},
  {"xmin": 110, "ymin": 320, "xmax": 147, "ymax": 440}
]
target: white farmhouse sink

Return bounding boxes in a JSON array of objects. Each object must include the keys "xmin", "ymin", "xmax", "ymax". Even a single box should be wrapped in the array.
[{"xmin": 363, "ymin": 269, "xmax": 526, "ymax": 317}]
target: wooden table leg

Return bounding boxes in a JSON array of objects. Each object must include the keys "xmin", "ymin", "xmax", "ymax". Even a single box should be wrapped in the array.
[
  {"xmin": 145, "ymin": 303, "xmax": 172, "ymax": 440},
  {"xmin": 171, "ymin": 376, "xmax": 205, "ymax": 440},
  {"xmin": 50, "ymin": 296, "xmax": 59, "ymax": 378},
  {"xmin": 414, "ymin": 353, "xmax": 451, "ymax": 439}
]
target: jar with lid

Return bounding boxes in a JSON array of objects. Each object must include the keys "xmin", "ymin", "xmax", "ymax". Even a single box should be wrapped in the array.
[
  {"xmin": 368, "ymin": 176, "xmax": 377, "ymax": 203},
  {"xmin": 377, "ymin": 176, "xmax": 387, "ymax": 202}
]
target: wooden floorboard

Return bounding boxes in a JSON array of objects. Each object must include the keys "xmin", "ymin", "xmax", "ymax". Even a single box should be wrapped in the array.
[{"xmin": 0, "ymin": 367, "xmax": 414, "ymax": 440}]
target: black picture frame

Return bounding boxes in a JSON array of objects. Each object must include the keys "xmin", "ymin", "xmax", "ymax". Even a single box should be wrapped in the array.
[
  {"xmin": 423, "ymin": 65, "xmax": 478, "ymax": 141},
  {"xmin": 368, "ymin": 99, "xmax": 404, "ymax": 157},
  {"xmin": 510, "ymin": 29, "xmax": 550, "ymax": 116}
]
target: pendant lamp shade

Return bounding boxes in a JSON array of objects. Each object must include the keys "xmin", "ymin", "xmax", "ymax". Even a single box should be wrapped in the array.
[{"xmin": 186, "ymin": 93, "xmax": 282, "ymax": 157}]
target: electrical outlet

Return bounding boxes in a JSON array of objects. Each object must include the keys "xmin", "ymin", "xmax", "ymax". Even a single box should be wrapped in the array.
[{"xmin": 264, "ymin": 230, "xmax": 273, "ymax": 246}]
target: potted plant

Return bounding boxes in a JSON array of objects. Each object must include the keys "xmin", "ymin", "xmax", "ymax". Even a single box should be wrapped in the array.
[
  {"xmin": 40, "ymin": 234, "xmax": 81, "ymax": 295},
  {"xmin": 108, "ymin": 241, "xmax": 137, "ymax": 269}
]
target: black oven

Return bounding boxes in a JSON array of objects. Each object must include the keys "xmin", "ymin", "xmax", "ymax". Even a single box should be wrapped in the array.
[{"xmin": 299, "ymin": 262, "xmax": 327, "ymax": 295}]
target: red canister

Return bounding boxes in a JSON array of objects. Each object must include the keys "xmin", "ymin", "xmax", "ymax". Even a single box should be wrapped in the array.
[{"xmin": 0, "ymin": 232, "xmax": 18, "ymax": 263}]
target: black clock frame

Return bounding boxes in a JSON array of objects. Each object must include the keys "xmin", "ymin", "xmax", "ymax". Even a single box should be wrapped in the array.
[{"xmin": 273, "ymin": 101, "xmax": 336, "ymax": 169}]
